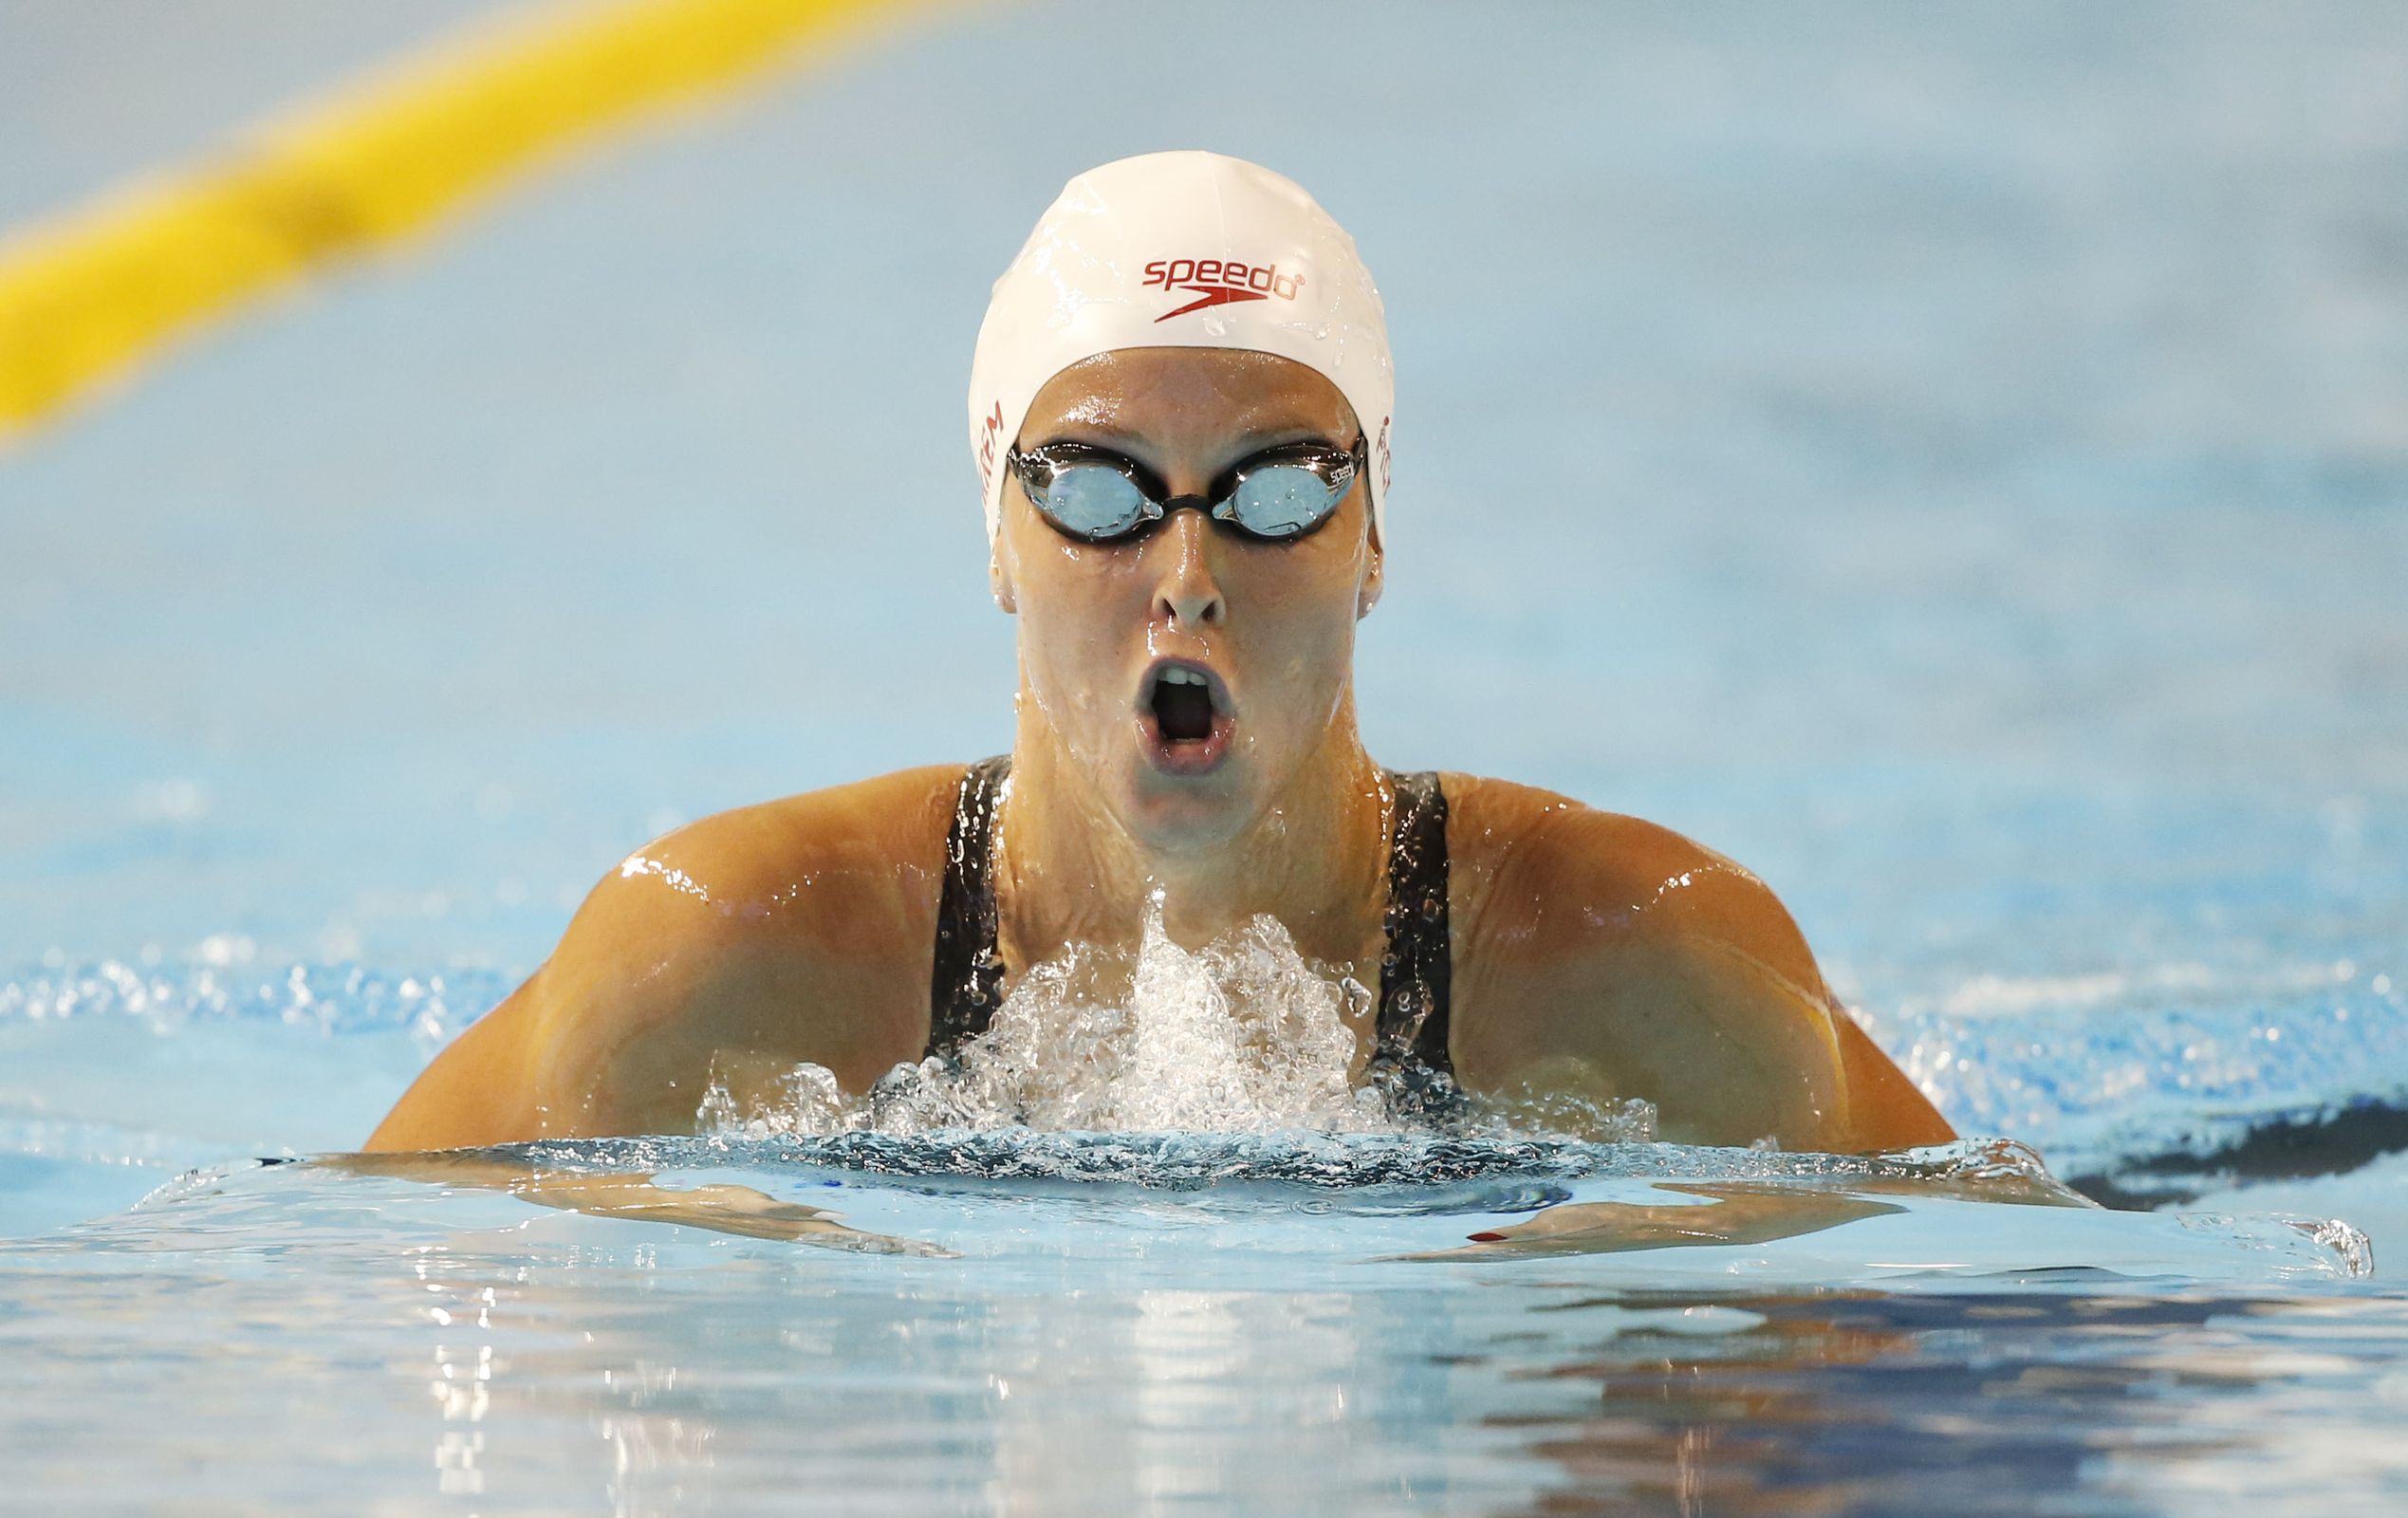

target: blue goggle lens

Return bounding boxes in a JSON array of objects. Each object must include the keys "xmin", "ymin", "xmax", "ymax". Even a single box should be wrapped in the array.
[
  {"xmin": 1035, "ymin": 466, "xmax": 1155, "ymax": 539},
  {"xmin": 1221, "ymin": 463, "xmax": 1343, "ymax": 538}
]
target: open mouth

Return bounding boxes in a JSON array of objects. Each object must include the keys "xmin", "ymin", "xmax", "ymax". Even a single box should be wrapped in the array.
[
  {"xmin": 1155, "ymin": 668, "xmax": 1214, "ymax": 741},
  {"xmin": 1139, "ymin": 659, "xmax": 1233, "ymax": 775}
]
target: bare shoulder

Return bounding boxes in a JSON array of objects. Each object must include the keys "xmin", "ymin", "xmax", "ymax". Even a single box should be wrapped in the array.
[
  {"xmin": 569, "ymin": 763, "xmax": 967, "ymax": 964},
  {"xmin": 1440, "ymin": 774, "xmax": 1819, "ymax": 990},
  {"xmin": 1437, "ymin": 774, "xmax": 1950, "ymax": 1152},
  {"xmin": 366, "ymin": 764, "xmax": 968, "ymax": 1148}
]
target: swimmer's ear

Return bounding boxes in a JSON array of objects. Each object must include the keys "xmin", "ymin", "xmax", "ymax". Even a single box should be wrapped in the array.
[
  {"xmin": 1356, "ymin": 528, "xmax": 1383, "ymax": 620},
  {"xmin": 990, "ymin": 547, "xmax": 1018, "ymax": 615},
  {"xmin": 988, "ymin": 478, "xmax": 1021, "ymax": 614}
]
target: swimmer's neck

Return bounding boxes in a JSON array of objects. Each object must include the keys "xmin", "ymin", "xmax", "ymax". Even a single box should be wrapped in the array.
[{"xmin": 994, "ymin": 696, "xmax": 1388, "ymax": 970}]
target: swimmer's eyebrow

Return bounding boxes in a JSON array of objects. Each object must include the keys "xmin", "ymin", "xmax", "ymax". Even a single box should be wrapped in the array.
[{"xmin": 1026, "ymin": 420, "xmax": 1342, "ymax": 457}]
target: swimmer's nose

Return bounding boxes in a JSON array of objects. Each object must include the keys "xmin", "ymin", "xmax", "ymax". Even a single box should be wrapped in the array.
[{"xmin": 1152, "ymin": 510, "xmax": 1225, "ymax": 627}]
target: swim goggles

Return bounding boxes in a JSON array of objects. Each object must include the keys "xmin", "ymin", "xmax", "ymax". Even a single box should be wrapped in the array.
[{"xmin": 1006, "ymin": 434, "xmax": 1365, "ymax": 543}]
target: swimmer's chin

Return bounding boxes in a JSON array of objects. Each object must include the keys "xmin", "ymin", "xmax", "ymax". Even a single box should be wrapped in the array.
[{"xmin": 1105, "ymin": 745, "xmax": 1266, "ymax": 853}]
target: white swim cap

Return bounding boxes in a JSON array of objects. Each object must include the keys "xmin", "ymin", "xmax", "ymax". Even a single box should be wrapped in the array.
[{"xmin": 968, "ymin": 151, "xmax": 1394, "ymax": 544}]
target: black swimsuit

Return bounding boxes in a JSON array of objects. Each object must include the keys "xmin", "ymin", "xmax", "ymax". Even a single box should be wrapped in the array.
[{"xmin": 923, "ymin": 756, "xmax": 1454, "ymax": 1082}]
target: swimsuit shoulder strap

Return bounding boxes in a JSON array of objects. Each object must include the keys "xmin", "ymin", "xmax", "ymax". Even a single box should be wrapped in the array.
[
  {"xmin": 1374, "ymin": 769, "xmax": 1454, "ymax": 1076},
  {"xmin": 925, "ymin": 754, "xmax": 1010, "ymax": 1062}
]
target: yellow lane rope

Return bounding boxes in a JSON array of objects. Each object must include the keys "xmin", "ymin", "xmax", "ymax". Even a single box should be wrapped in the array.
[{"xmin": 0, "ymin": 0, "xmax": 939, "ymax": 443}]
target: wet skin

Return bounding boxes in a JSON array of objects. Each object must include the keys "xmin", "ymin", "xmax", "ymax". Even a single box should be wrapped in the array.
[{"xmin": 368, "ymin": 348, "xmax": 1953, "ymax": 1157}]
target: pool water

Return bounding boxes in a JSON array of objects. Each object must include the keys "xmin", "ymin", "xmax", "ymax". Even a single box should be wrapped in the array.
[
  {"xmin": 6, "ymin": 0, "xmax": 2407, "ymax": 1511},
  {"xmin": 0, "ymin": 1130, "xmax": 2393, "ymax": 1513}
]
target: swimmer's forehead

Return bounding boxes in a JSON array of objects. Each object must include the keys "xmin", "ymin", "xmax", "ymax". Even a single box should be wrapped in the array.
[{"xmin": 1018, "ymin": 348, "xmax": 1361, "ymax": 453}]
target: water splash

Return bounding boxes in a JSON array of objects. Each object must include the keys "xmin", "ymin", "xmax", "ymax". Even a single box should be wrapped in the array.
[
  {"xmin": 2286, "ymin": 1216, "xmax": 2377, "ymax": 1279},
  {"xmin": 700, "ymin": 896, "xmax": 1653, "ymax": 1142}
]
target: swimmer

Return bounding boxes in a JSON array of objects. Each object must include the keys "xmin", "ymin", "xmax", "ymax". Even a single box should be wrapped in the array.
[{"xmin": 367, "ymin": 151, "xmax": 1953, "ymax": 1157}]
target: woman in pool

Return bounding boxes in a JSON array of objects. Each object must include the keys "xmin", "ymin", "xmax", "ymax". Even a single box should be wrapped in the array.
[{"xmin": 368, "ymin": 151, "xmax": 1951, "ymax": 1157}]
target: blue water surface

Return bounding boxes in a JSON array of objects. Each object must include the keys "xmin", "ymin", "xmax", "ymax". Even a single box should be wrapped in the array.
[{"xmin": 4, "ymin": 1, "xmax": 2407, "ymax": 1511}]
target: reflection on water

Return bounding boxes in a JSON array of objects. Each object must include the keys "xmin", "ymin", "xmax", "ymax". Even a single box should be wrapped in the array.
[
  {"xmin": 1489, "ymin": 1289, "xmax": 2408, "ymax": 1517},
  {"xmin": 0, "ymin": 1152, "xmax": 2396, "ymax": 1514},
  {"xmin": 12, "ymin": 1244, "xmax": 2404, "ymax": 1515},
  {"xmin": 1411, "ymin": 1183, "xmax": 1913, "ymax": 1261}
]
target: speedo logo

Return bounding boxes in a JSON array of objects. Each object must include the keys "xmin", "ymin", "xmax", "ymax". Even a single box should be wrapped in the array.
[{"xmin": 1141, "ymin": 257, "xmax": 1306, "ymax": 322}]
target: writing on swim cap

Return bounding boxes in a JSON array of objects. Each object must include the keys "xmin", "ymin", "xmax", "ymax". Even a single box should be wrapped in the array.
[
  {"xmin": 967, "ymin": 150, "xmax": 1394, "ymax": 545},
  {"xmin": 1142, "ymin": 258, "xmax": 1306, "ymax": 317}
]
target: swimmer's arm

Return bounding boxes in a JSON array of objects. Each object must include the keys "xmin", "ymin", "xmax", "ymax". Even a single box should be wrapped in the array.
[
  {"xmin": 364, "ymin": 979, "xmax": 548, "ymax": 1151},
  {"xmin": 361, "ymin": 917, "xmax": 729, "ymax": 1153},
  {"xmin": 1457, "ymin": 805, "xmax": 1953, "ymax": 1154},
  {"xmin": 326, "ymin": 1152, "xmax": 948, "ymax": 1252},
  {"xmin": 363, "ymin": 916, "xmax": 825, "ymax": 1150},
  {"xmin": 367, "ymin": 781, "xmax": 949, "ymax": 1151},
  {"xmin": 367, "ymin": 869, "xmax": 838, "ymax": 1151},
  {"xmin": 1828, "ymin": 1005, "xmax": 1955, "ymax": 1150}
]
